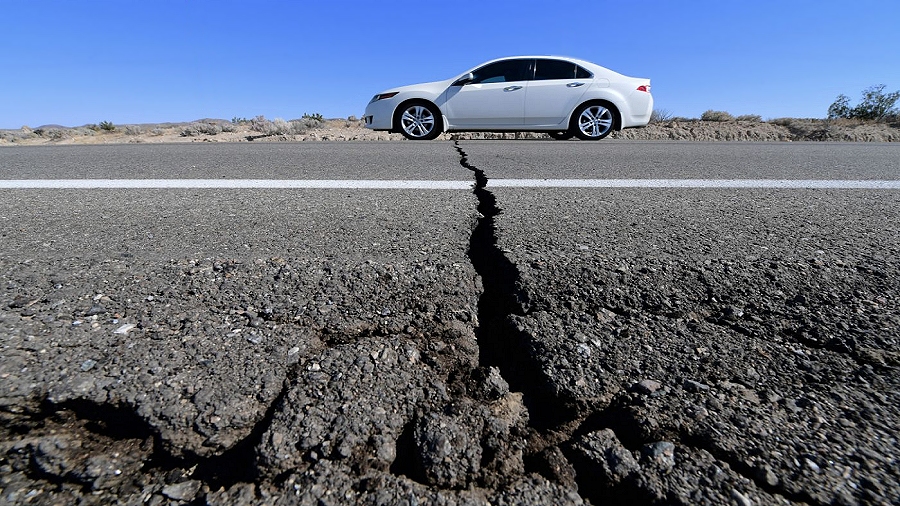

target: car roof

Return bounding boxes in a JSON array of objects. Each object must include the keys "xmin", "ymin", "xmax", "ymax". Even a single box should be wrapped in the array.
[{"xmin": 467, "ymin": 55, "xmax": 612, "ymax": 75}]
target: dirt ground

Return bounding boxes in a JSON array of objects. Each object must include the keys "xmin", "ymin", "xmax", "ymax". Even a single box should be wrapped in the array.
[{"xmin": 2, "ymin": 118, "xmax": 898, "ymax": 146}]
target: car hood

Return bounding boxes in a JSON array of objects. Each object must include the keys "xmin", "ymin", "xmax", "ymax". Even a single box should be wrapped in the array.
[{"xmin": 379, "ymin": 77, "xmax": 456, "ymax": 97}]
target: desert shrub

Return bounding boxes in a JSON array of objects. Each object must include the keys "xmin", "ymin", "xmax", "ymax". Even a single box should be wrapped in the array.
[
  {"xmin": 827, "ymin": 95, "xmax": 851, "ymax": 120},
  {"xmin": 290, "ymin": 117, "xmax": 325, "ymax": 134},
  {"xmin": 302, "ymin": 112, "xmax": 324, "ymax": 122},
  {"xmin": 272, "ymin": 118, "xmax": 291, "ymax": 134},
  {"xmin": 250, "ymin": 115, "xmax": 276, "ymax": 134},
  {"xmin": 124, "ymin": 125, "xmax": 143, "ymax": 136},
  {"xmin": 701, "ymin": 110, "xmax": 734, "ymax": 122},
  {"xmin": 31, "ymin": 128, "xmax": 65, "ymax": 139},
  {"xmin": 180, "ymin": 122, "xmax": 222, "ymax": 136},
  {"xmin": 149, "ymin": 128, "xmax": 165, "ymax": 136},
  {"xmin": 220, "ymin": 122, "xmax": 236, "ymax": 133},
  {"xmin": 769, "ymin": 118, "xmax": 793, "ymax": 126},
  {"xmin": 99, "ymin": 121, "xmax": 115, "ymax": 131},
  {"xmin": 853, "ymin": 85, "xmax": 899, "ymax": 120},
  {"xmin": 4, "ymin": 130, "xmax": 33, "ymax": 142},
  {"xmin": 650, "ymin": 108, "xmax": 673, "ymax": 123},
  {"xmin": 71, "ymin": 127, "xmax": 95, "ymax": 137},
  {"xmin": 249, "ymin": 115, "xmax": 324, "ymax": 136},
  {"xmin": 231, "ymin": 116, "xmax": 250, "ymax": 124},
  {"xmin": 735, "ymin": 114, "xmax": 762, "ymax": 122},
  {"xmin": 828, "ymin": 84, "xmax": 900, "ymax": 121},
  {"xmin": 46, "ymin": 128, "xmax": 67, "ymax": 139},
  {"xmin": 294, "ymin": 115, "xmax": 325, "ymax": 129},
  {"xmin": 33, "ymin": 128, "xmax": 62, "ymax": 138}
]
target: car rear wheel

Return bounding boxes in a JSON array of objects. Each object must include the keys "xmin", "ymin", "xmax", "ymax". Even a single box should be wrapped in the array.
[
  {"xmin": 395, "ymin": 102, "xmax": 442, "ymax": 140},
  {"xmin": 547, "ymin": 131, "xmax": 573, "ymax": 140},
  {"xmin": 572, "ymin": 103, "xmax": 615, "ymax": 140}
]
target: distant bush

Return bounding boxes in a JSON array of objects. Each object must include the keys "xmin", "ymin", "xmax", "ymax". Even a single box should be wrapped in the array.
[
  {"xmin": 0, "ymin": 129, "xmax": 35, "ymax": 143},
  {"xmin": 650, "ymin": 108, "xmax": 673, "ymax": 123},
  {"xmin": 249, "ymin": 115, "xmax": 325, "ymax": 136},
  {"xmin": 124, "ymin": 125, "xmax": 143, "ymax": 136},
  {"xmin": 181, "ymin": 122, "xmax": 222, "ymax": 136},
  {"xmin": 99, "ymin": 121, "xmax": 115, "ymax": 131},
  {"xmin": 71, "ymin": 127, "xmax": 95, "ymax": 137},
  {"xmin": 290, "ymin": 117, "xmax": 322, "ymax": 133},
  {"xmin": 249, "ymin": 116, "xmax": 291, "ymax": 135},
  {"xmin": 735, "ymin": 114, "xmax": 762, "ymax": 122},
  {"xmin": 828, "ymin": 84, "xmax": 900, "ymax": 121},
  {"xmin": 231, "ymin": 116, "xmax": 250, "ymax": 124},
  {"xmin": 250, "ymin": 115, "xmax": 276, "ymax": 134},
  {"xmin": 701, "ymin": 110, "xmax": 734, "ymax": 122},
  {"xmin": 302, "ymin": 112, "xmax": 325, "ymax": 122},
  {"xmin": 149, "ymin": 128, "xmax": 165, "ymax": 136},
  {"xmin": 272, "ymin": 118, "xmax": 291, "ymax": 134},
  {"xmin": 34, "ymin": 128, "xmax": 67, "ymax": 139}
]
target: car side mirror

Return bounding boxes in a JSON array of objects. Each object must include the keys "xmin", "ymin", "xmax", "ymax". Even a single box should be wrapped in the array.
[{"xmin": 452, "ymin": 72, "xmax": 474, "ymax": 86}]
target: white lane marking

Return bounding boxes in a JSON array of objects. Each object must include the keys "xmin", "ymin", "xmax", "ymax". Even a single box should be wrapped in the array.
[
  {"xmin": 489, "ymin": 179, "xmax": 900, "ymax": 189},
  {"xmin": 0, "ymin": 179, "xmax": 898, "ymax": 190},
  {"xmin": 0, "ymin": 179, "xmax": 473, "ymax": 189}
]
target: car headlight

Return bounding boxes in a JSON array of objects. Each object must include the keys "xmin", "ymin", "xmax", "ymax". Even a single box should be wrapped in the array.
[{"xmin": 370, "ymin": 92, "xmax": 399, "ymax": 103}]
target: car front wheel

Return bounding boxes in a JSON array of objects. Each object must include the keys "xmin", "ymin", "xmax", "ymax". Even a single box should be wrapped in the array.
[
  {"xmin": 572, "ymin": 103, "xmax": 615, "ymax": 140},
  {"xmin": 395, "ymin": 102, "xmax": 442, "ymax": 140}
]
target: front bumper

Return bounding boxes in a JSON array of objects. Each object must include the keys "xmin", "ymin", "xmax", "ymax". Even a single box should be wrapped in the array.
[{"xmin": 363, "ymin": 99, "xmax": 395, "ymax": 131}]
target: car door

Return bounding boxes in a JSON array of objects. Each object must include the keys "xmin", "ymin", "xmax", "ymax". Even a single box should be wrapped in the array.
[
  {"xmin": 443, "ymin": 59, "xmax": 532, "ymax": 128},
  {"xmin": 524, "ymin": 59, "xmax": 592, "ymax": 127}
]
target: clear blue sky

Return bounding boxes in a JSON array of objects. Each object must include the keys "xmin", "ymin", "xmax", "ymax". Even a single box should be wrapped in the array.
[{"xmin": 2, "ymin": 0, "xmax": 898, "ymax": 128}]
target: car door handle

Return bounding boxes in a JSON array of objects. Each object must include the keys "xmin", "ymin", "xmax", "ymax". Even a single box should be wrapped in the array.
[
  {"xmin": 567, "ymin": 82, "xmax": 585, "ymax": 87},
  {"xmin": 503, "ymin": 85, "xmax": 523, "ymax": 92}
]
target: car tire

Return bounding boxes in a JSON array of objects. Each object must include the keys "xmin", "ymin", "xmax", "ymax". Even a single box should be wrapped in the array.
[
  {"xmin": 571, "ymin": 102, "xmax": 616, "ymax": 140},
  {"xmin": 394, "ymin": 101, "xmax": 442, "ymax": 140},
  {"xmin": 547, "ymin": 131, "xmax": 574, "ymax": 140}
]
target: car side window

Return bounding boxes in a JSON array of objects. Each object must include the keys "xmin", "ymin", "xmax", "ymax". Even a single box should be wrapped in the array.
[
  {"xmin": 575, "ymin": 65, "xmax": 593, "ymax": 79},
  {"xmin": 471, "ymin": 59, "xmax": 531, "ymax": 84},
  {"xmin": 534, "ymin": 59, "xmax": 578, "ymax": 80}
]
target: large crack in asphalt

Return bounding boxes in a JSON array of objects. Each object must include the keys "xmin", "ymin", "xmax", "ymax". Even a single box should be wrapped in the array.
[
  {"xmin": 455, "ymin": 141, "xmax": 571, "ymax": 425},
  {"xmin": 455, "ymin": 141, "xmax": 623, "ymax": 502},
  {"xmin": 452, "ymin": 141, "xmax": 832, "ymax": 505}
]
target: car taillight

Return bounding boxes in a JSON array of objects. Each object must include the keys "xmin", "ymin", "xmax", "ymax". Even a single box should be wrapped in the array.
[{"xmin": 636, "ymin": 85, "xmax": 650, "ymax": 93}]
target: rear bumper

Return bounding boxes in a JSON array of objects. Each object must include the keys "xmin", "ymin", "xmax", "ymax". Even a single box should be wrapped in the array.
[{"xmin": 622, "ymin": 92, "xmax": 653, "ymax": 128}]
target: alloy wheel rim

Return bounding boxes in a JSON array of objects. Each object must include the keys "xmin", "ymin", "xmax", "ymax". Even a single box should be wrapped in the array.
[
  {"xmin": 578, "ymin": 106, "xmax": 613, "ymax": 137},
  {"xmin": 401, "ymin": 106, "xmax": 435, "ymax": 138}
]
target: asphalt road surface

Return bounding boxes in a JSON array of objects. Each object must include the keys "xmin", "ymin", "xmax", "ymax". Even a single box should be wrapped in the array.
[{"xmin": 1, "ymin": 141, "xmax": 898, "ymax": 505}]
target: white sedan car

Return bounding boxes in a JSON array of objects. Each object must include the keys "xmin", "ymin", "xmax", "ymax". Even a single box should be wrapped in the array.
[{"xmin": 364, "ymin": 56, "xmax": 652, "ymax": 140}]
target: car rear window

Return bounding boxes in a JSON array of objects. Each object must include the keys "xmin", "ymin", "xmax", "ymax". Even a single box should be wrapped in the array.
[
  {"xmin": 575, "ymin": 65, "xmax": 593, "ymax": 79},
  {"xmin": 535, "ymin": 59, "xmax": 580, "ymax": 80}
]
